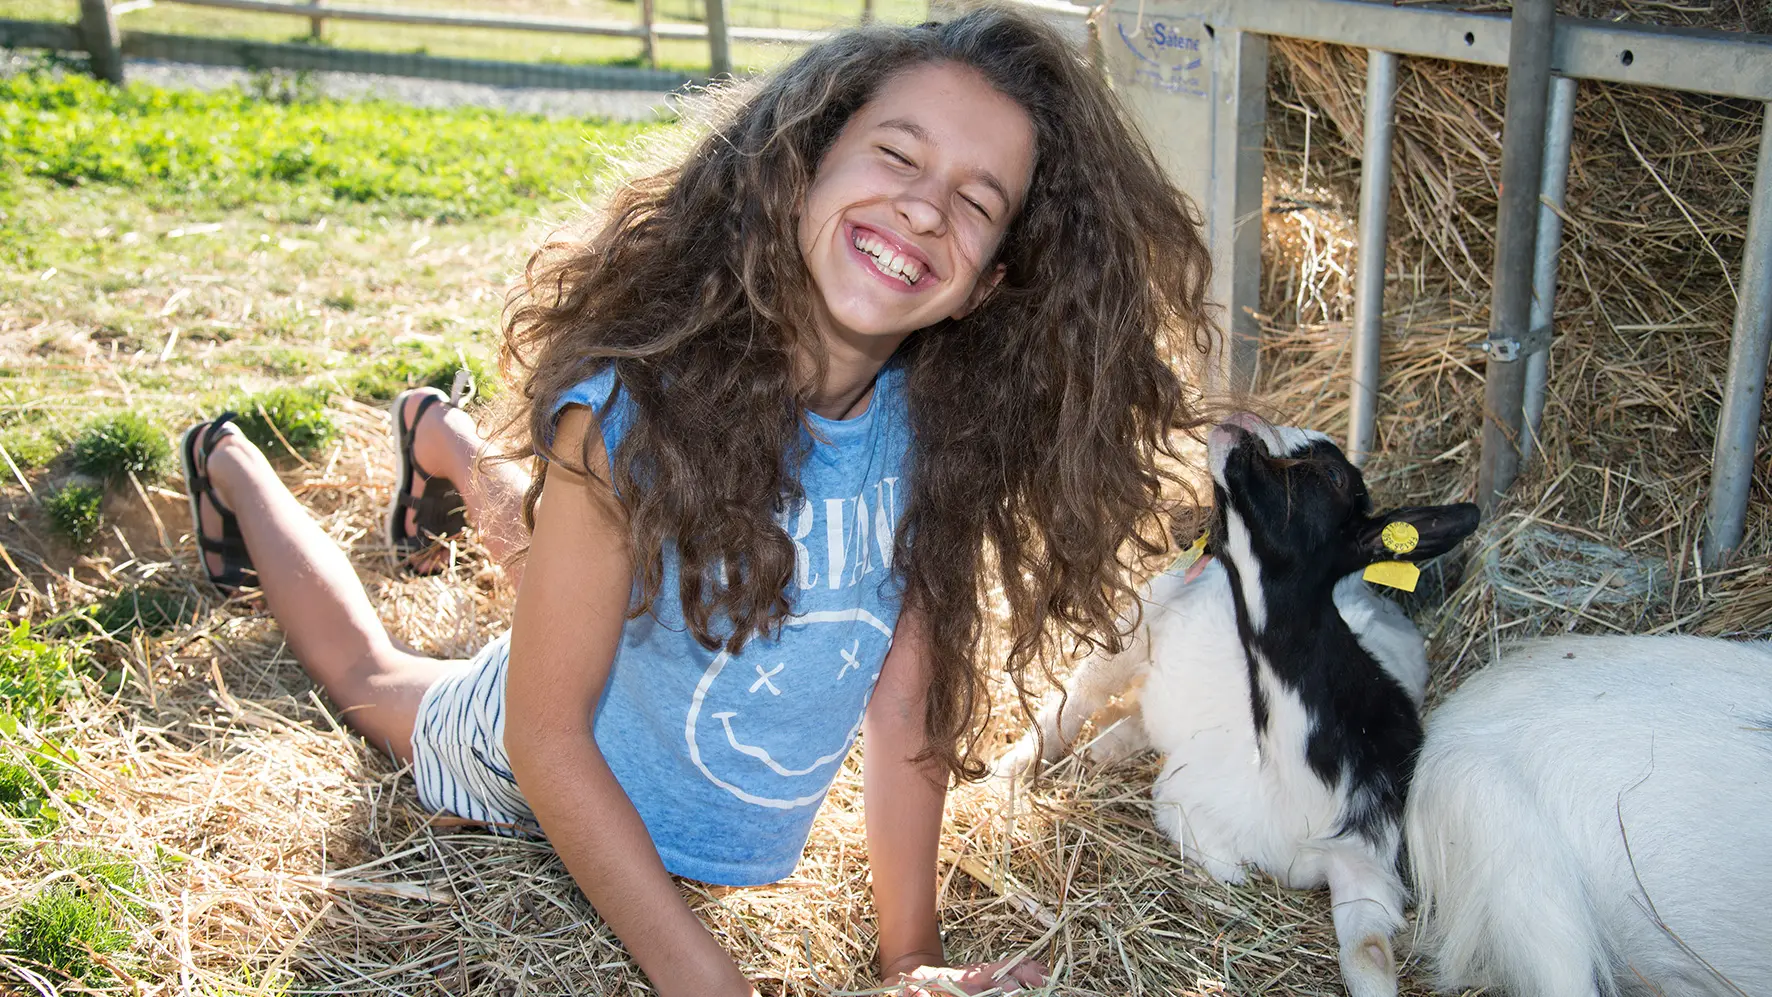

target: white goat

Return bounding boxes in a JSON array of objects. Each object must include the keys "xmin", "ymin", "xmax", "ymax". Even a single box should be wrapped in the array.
[
  {"xmin": 1405, "ymin": 635, "xmax": 1772, "ymax": 997},
  {"xmin": 998, "ymin": 418, "xmax": 1480, "ymax": 997}
]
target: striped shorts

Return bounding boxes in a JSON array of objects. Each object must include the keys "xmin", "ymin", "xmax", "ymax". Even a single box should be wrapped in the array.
[{"xmin": 408, "ymin": 633, "xmax": 541, "ymax": 834}]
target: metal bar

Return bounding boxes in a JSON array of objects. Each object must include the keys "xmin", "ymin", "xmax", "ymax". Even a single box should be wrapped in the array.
[
  {"xmin": 1220, "ymin": 28, "xmax": 1269, "ymax": 395},
  {"xmin": 78, "ymin": 0, "xmax": 124, "ymax": 83},
  {"xmin": 1348, "ymin": 48, "xmax": 1398, "ymax": 465},
  {"xmin": 306, "ymin": 0, "xmax": 321, "ymax": 40},
  {"xmin": 1521, "ymin": 73, "xmax": 1578, "ymax": 464},
  {"xmin": 1477, "ymin": 0, "xmax": 1556, "ymax": 509},
  {"xmin": 1703, "ymin": 103, "xmax": 1772, "ymax": 569},
  {"xmin": 1215, "ymin": 0, "xmax": 1772, "ymax": 103},
  {"xmin": 154, "ymin": 0, "xmax": 827, "ymax": 44},
  {"xmin": 704, "ymin": 0, "xmax": 731, "ymax": 76},
  {"xmin": 119, "ymin": 30, "xmax": 698, "ymax": 89}
]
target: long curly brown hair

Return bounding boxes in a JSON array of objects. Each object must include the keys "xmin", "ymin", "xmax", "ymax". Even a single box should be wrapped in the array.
[{"xmin": 501, "ymin": 5, "xmax": 1215, "ymax": 781}]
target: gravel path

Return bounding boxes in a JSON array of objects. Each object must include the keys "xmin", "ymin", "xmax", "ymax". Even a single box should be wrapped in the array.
[{"xmin": 2, "ymin": 51, "xmax": 678, "ymax": 120}]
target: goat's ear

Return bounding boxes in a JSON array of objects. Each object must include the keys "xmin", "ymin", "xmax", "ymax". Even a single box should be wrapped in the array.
[{"xmin": 1357, "ymin": 503, "xmax": 1481, "ymax": 563}]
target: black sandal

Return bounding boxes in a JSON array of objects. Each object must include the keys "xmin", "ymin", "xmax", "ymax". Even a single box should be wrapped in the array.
[
  {"xmin": 181, "ymin": 413, "xmax": 258, "ymax": 595},
  {"xmin": 387, "ymin": 371, "xmax": 474, "ymax": 574}
]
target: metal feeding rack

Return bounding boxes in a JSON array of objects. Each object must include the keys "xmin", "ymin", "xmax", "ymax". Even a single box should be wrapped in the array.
[{"xmin": 1017, "ymin": 0, "xmax": 1772, "ymax": 569}]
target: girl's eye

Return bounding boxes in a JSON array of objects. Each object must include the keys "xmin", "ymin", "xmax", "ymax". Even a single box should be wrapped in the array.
[
  {"xmin": 880, "ymin": 146, "xmax": 914, "ymax": 167},
  {"xmin": 962, "ymin": 196, "xmax": 992, "ymax": 221}
]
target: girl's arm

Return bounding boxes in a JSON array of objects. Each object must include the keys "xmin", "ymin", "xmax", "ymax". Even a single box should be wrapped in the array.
[
  {"xmin": 863, "ymin": 610, "xmax": 1047, "ymax": 993},
  {"xmin": 503, "ymin": 406, "xmax": 754, "ymax": 997}
]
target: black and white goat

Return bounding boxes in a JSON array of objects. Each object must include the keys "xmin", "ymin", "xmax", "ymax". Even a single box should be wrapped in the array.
[
  {"xmin": 997, "ymin": 416, "xmax": 1480, "ymax": 997},
  {"xmin": 1405, "ymin": 635, "xmax": 1772, "ymax": 997}
]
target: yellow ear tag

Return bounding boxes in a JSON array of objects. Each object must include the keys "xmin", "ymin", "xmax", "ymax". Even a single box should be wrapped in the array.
[
  {"xmin": 1363, "ymin": 560, "xmax": 1420, "ymax": 592},
  {"xmin": 1381, "ymin": 521, "xmax": 1420, "ymax": 555},
  {"xmin": 1168, "ymin": 533, "xmax": 1209, "ymax": 575}
]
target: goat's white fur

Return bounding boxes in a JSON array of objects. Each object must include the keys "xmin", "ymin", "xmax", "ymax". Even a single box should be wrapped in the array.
[
  {"xmin": 1404, "ymin": 635, "xmax": 1772, "ymax": 997},
  {"xmin": 997, "ymin": 558, "xmax": 1428, "ymax": 997}
]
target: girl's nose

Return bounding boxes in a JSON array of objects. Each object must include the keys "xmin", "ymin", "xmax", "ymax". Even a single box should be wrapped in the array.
[{"xmin": 895, "ymin": 193, "xmax": 945, "ymax": 236}]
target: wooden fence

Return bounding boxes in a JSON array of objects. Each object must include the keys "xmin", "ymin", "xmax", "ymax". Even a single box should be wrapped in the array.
[{"xmin": 3, "ymin": 0, "xmax": 846, "ymax": 90}]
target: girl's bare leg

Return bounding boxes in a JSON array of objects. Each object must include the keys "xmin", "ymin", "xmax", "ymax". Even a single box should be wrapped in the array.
[
  {"xmin": 399, "ymin": 389, "xmax": 533, "ymax": 588},
  {"xmin": 199, "ymin": 426, "xmax": 456, "ymax": 763}
]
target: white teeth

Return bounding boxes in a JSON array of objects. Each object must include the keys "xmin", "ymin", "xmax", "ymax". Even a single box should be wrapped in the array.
[{"xmin": 851, "ymin": 232, "xmax": 921, "ymax": 285}]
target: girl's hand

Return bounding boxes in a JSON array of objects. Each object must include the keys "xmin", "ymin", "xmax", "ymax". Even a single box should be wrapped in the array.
[{"xmin": 889, "ymin": 957, "xmax": 1050, "ymax": 994}]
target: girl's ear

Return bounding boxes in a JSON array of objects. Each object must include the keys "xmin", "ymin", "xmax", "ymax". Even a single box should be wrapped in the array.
[{"xmin": 951, "ymin": 263, "xmax": 1007, "ymax": 320}]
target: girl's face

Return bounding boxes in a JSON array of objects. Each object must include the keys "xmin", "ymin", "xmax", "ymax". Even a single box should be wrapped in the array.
[{"xmin": 797, "ymin": 61, "xmax": 1035, "ymax": 355}]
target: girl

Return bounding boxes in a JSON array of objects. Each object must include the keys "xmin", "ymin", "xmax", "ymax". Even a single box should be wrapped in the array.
[{"xmin": 179, "ymin": 8, "xmax": 1213, "ymax": 995}]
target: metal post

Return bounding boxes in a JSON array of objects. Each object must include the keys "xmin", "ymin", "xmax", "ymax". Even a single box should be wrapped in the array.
[
  {"xmin": 1348, "ymin": 48, "xmax": 1399, "ymax": 465},
  {"xmin": 640, "ymin": 0, "xmax": 658, "ymax": 68},
  {"xmin": 704, "ymin": 0, "xmax": 731, "ymax": 77},
  {"xmin": 861, "ymin": 0, "xmax": 875, "ymax": 24},
  {"xmin": 1096, "ymin": 5, "xmax": 1267, "ymax": 397},
  {"xmin": 1702, "ymin": 103, "xmax": 1772, "ymax": 569},
  {"xmin": 77, "ymin": 0, "xmax": 124, "ymax": 84},
  {"xmin": 1521, "ymin": 73, "xmax": 1578, "ymax": 464},
  {"xmin": 1220, "ymin": 29, "xmax": 1269, "ymax": 396},
  {"xmin": 307, "ymin": 0, "xmax": 324, "ymax": 40},
  {"xmin": 1477, "ymin": 0, "xmax": 1556, "ymax": 509}
]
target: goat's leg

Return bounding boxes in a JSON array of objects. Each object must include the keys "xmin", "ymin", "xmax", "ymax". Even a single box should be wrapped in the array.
[
  {"xmin": 993, "ymin": 617, "xmax": 1151, "ymax": 781},
  {"xmin": 1325, "ymin": 844, "xmax": 1404, "ymax": 997},
  {"xmin": 1071, "ymin": 688, "xmax": 1150, "ymax": 766}
]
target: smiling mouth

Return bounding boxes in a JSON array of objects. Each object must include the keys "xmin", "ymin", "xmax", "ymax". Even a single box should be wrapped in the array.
[{"xmin": 851, "ymin": 230, "xmax": 924, "ymax": 286}]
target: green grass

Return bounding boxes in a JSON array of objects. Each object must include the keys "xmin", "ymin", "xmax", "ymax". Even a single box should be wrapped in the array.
[
  {"xmin": 0, "ymin": 69, "xmax": 657, "ymax": 460},
  {"xmin": 69, "ymin": 412, "xmax": 173, "ymax": 483},
  {"xmin": 343, "ymin": 344, "xmax": 500, "ymax": 402},
  {"xmin": 3, "ymin": 881, "xmax": 129, "ymax": 984},
  {"xmin": 0, "ymin": 622, "xmax": 89, "ymax": 720},
  {"xmin": 0, "ymin": 428, "xmax": 62, "ymax": 470},
  {"xmin": 0, "ymin": 71, "xmax": 654, "ymax": 246},
  {"xmin": 230, "ymin": 385, "xmax": 336, "ymax": 456},
  {"xmin": 90, "ymin": 584, "xmax": 199, "ymax": 637},
  {"xmin": 42, "ymin": 483, "xmax": 105, "ymax": 548},
  {"xmin": 0, "ymin": 62, "xmax": 663, "ymax": 996},
  {"xmin": 0, "ymin": 751, "xmax": 59, "ymax": 828}
]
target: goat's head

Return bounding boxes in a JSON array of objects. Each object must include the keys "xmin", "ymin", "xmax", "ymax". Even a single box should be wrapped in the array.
[{"xmin": 1205, "ymin": 414, "xmax": 1480, "ymax": 631}]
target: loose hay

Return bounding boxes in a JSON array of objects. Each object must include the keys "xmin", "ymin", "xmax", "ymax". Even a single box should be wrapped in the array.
[{"xmin": 9, "ymin": 10, "xmax": 1772, "ymax": 993}]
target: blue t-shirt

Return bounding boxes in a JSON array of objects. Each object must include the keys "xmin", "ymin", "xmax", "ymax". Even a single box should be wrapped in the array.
[{"xmin": 552, "ymin": 362, "xmax": 912, "ymax": 885}]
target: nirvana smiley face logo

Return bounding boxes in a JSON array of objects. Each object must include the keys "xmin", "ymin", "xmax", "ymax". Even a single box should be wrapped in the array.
[{"xmin": 684, "ymin": 608, "xmax": 895, "ymax": 809}]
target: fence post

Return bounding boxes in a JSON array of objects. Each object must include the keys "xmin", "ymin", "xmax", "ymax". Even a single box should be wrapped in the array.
[
  {"xmin": 704, "ymin": 0, "xmax": 731, "ymax": 76},
  {"xmin": 640, "ymin": 0, "xmax": 658, "ymax": 68},
  {"xmin": 307, "ymin": 0, "xmax": 325, "ymax": 40},
  {"xmin": 77, "ymin": 0, "xmax": 124, "ymax": 84},
  {"xmin": 862, "ymin": 0, "xmax": 875, "ymax": 24}
]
